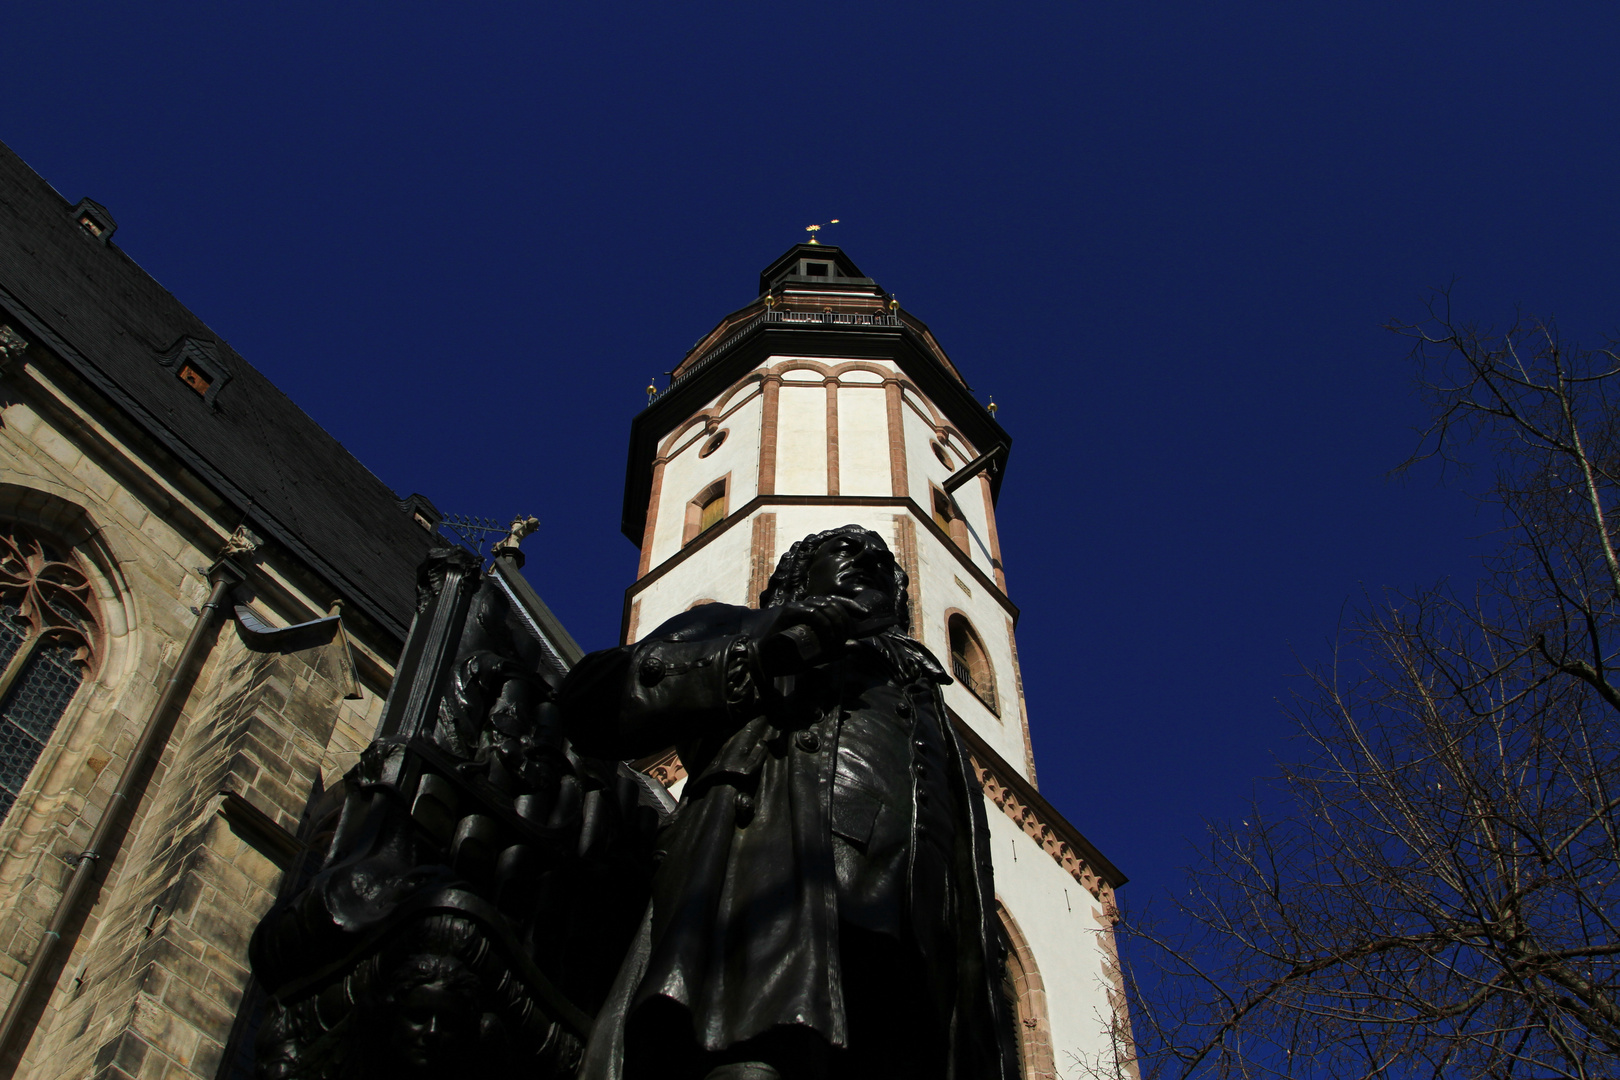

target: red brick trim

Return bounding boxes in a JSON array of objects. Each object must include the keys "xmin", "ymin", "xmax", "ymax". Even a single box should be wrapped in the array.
[
  {"xmin": 886, "ymin": 380, "xmax": 908, "ymax": 499},
  {"xmin": 637, "ymin": 457, "xmax": 668, "ymax": 578},
  {"xmin": 1006, "ymin": 615, "xmax": 1037, "ymax": 787},
  {"xmin": 748, "ymin": 512, "xmax": 776, "ymax": 608},
  {"xmin": 894, "ymin": 513, "xmax": 921, "ymax": 647},
  {"xmin": 825, "ymin": 379, "xmax": 840, "ymax": 497},
  {"xmin": 824, "ymin": 360, "xmax": 894, "ymax": 380},
  {"xmin": 656, "ymin": 380, "xmax": 765, "ymax": 460},
  {"xmin": 714, "ymin": 374, "xmax": 765, "ymax": 416},
  {"xmin": 979, "ymin": 471, "xmax": 1006, "ymax": 589},
  {"xmin": 758, "ymin": 376, "xmax": 781, "ymax": 497},
  {"xmin": 625, "ymin": 598, "xmax": 642, "ymax": 645},
  {"xmin": 952, "ymin": 711, "xmax": 1126, "ymax": 898},
  {"xmin": 1092, "ymin": 905, "xmax": 1143, "ymax": 1079}
]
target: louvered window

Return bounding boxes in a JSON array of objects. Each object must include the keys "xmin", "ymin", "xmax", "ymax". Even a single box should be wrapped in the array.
[
  {"xmin": 683, "ymin": 478, "xmax": 730, "ymax": 546},
  {"xmin": 0, "ymin": 526, "xmax": 98, "ymax": 821},
  {"xmin": 948, "ymin": 613, "xmax": 997, "ymax": 716}
]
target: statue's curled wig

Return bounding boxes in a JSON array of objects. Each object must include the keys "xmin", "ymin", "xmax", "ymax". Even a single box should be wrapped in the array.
[{"xmin": 758, "ymin": 524, "xmax": 911, "ymax": 636}]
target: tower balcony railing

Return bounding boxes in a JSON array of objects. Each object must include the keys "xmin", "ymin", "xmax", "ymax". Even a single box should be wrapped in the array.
[
  {"xmin": 763, "ymin": 308, "xmax": 901, "ymax": 329},
  {"xmin": 649, "ymin": 307, "xmax": 903, "ymax": 406},
  {"xmin": 952, "ymin": 656, "xmax": 999, "ymax": 713}
]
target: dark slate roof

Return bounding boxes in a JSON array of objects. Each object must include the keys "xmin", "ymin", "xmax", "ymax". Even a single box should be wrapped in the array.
[{"xmin": 0, "ymin": 139, "xmax": 431, "ymax": 638}]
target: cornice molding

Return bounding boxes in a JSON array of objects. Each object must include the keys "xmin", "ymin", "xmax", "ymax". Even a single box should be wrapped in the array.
[
  {"xmin": 949, "ymin": 709, "xmax": 1127, "ymax": 903},
  {"xmin": 622, "ymin": 322, "xmax": 1009, "ymax": 543}
]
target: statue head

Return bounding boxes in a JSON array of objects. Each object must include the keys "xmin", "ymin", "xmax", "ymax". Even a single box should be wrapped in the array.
[
  {"xmin": 379, "ymin": 952, "xmax": 484, "ymax": 1075},
  {"xmin": 759, "ymin": 525, "xmax": 911, "ymax": 635}
]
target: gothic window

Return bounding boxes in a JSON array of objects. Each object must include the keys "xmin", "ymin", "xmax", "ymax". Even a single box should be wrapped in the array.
[
  {"xmin": 0, "ymin": 525, "xmax": 99, "ymax": 822},
  {"xmin": 948, "ymin": 614, "xmax": 998, "ymax": 715}
]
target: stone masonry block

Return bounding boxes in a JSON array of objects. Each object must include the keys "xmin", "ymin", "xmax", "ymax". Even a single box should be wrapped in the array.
[
  {"xmin": 94, "ymin": 1031, "xmax": 150, "ymax": 1079},
  {"xmin": 69, "ymin": 453, "xmax": 117, "ymax": 501},
  {"xmin": 139, "ymin": 939, "xmax": 205, "ymax": 991},
  {"xmin": 198, "ymin": 946, "xmax": 250, "ymax": 998},
  {"xmin": 246, "ymin": 772, "xmax": 301, "ymax": 819},
  {"xmin": 128, "ymin": 991, "xmax": 202, "ymax": 1066},
  {"xmin": 191, "ymin": 1036, "xmax": 226, "ymax": 1080},
  {"xmin": 158, "ymin": 972, "xmax": 235, "ymax": 1044},
  {"xmin": 188, "ymin": 897, "xmax": 259, "ymax": 961},
  {"xmin": 105, "ymin": 485, "xmax": 151, "ymax": 533},
  {"xmin": 234, "ymin": 731, "xmax": 293, "ymax": 784},
  {"xmin": 30, "ymin": 422, "xmax": 85, "ymax": 471}
]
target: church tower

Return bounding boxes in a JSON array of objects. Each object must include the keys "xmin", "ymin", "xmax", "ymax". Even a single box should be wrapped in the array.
[{"xmin": 622, "ymin": 244, "xmax": 1137, "ymax": 1078}]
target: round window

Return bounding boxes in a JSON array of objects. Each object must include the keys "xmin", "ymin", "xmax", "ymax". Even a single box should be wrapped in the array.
[
  {"xmin": 699, "ymin": 429, "xmax": 729, "ymax": 458},
  {"xmin": 932, "ymin": 441, "xmax": 954, "ymax": 469}
]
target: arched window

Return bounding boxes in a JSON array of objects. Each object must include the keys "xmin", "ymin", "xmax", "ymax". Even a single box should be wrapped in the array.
[
  {"xmin": 948, "ymin": 613, "xmax": 998, "ymax": 715},
  {"xmin": 683, "ymin": 477, "xmax": 729, "ymax": 546},
  {"xmin": 0, "ymin": 524, "xmax": 98, "ymax": 821},
  {"xmin": 998, "ymin": 901, "xmax": 1056, "ymax": 1079}
]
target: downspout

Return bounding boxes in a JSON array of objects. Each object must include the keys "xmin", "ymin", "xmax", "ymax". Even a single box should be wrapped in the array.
[{"xmin": 0, "ymin": 556, "xmax": 243, "ymax": 1063}]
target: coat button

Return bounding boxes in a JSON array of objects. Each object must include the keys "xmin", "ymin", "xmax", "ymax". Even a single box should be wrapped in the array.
[
  {"xmin": 638, "ymin": 656, "xmax": 666, "ymax": 686},
  {"xmin": 895, "ymin": 699, "xmax": 913, "ymax": 718},
  {"xmin": 794, "ymin": 731, "xmax": 821, "ymax": 753},
  {"xmin": 735, "ymin": 792, "xmax": 755, "ymax": 827}
]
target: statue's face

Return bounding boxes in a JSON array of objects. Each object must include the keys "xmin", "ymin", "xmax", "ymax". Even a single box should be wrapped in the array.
[
  {"xmin": 804, "ymin": 531, "xmax": 895, "ymax": 610},
  {"xmin": 388, "ymin": 976, "xmax": 477, "ymax": 1072}
]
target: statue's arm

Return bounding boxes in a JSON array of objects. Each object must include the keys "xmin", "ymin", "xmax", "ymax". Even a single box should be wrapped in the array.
[
  {"xmin": 557, "ymin": 606, "xmax": 760, "ymax": 760},
  {"xmin": 556, "ymin": 596, "xmax": 877, "ymax": 759}
]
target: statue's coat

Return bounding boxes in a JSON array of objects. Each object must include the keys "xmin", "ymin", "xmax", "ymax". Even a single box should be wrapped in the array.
[{"xmin": 559, "ymin": 602, "xmax": 1014, "ymax": 1080}]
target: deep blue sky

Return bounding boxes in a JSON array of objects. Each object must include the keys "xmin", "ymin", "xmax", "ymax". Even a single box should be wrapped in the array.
[{"xmin": 5, "ymin": 4, "xmax": 1617, "ymax": 901}]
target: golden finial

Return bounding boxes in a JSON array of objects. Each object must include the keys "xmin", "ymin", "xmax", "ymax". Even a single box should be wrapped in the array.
[
  {"xmin": 987, "ymin": 395, "xmax": 998, "ymax": 418},
  {"xmin": 646, "ymin": 378, "xmax": 657, "ymax": 402},
  {"xmin": 805, "ymin": 219, "xmax": 840, "ymax": 245}
]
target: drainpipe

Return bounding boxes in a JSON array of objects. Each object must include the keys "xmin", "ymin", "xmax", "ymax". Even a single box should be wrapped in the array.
[{"xmin": 0, "ymin": 557, "xmax": 242, "ymax": 1063}]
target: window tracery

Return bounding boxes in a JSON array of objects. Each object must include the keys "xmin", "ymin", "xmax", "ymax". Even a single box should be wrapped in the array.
[{"xmin": 0, "ymin": 525, "xmax": 99, "ymax": 820}]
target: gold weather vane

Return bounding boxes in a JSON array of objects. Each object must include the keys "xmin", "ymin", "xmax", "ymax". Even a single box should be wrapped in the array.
[{"xmin": 805, "ymin": 219, "xmax": 840, "ymax": 244}]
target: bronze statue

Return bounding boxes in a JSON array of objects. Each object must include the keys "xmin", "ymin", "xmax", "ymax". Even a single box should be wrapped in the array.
[
  {"xmin": 248, "ymin": 549, "xmax": 660, "ymax": 1080},
  {"xmin": 559, "ymin": 525, "xmax": 1015, "ymax": 1080}
]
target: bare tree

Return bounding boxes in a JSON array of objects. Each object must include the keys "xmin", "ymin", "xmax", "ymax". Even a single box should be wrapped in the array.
[{"xmin": 1122, "ymin": 298, "xmax": 1620, "ymax": 1079}]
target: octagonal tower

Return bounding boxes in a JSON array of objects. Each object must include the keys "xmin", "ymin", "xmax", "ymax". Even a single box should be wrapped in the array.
[{"xmin": 620, "ymin": 244, "xmax": 1137, "ymax": 1078}]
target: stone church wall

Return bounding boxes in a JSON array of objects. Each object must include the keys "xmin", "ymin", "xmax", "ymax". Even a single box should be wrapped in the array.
[{"xmin": 0, "ymin": 329, "xmax": 399, "ymax": 1079}]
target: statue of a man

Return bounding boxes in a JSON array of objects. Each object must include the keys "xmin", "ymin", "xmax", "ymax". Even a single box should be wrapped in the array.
[{"xmin": 559, "ymin": 525, "xmax": 1014, "ymax": 1080}]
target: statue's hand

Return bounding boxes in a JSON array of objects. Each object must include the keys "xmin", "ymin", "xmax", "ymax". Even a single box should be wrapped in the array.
[{"xmin": 759, "ymin": 595, "xmax": 870, "ymax": 674}]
